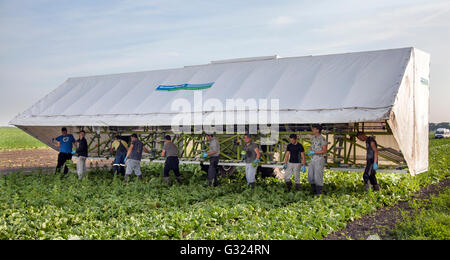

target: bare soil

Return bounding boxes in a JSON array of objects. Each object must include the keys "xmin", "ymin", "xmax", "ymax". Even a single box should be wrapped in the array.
[
  {"xmin": 325, "ymin": 178, "xmax": 450, "ymax": 240},
  {"xmin": 0, "ymin": 148, "xmax": 112, "ymax": 174}
]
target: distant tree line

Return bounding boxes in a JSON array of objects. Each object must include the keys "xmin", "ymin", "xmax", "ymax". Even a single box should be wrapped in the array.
[{"xmin": 429, "ymin": 122, "xmax": 450, "ymax": 132}]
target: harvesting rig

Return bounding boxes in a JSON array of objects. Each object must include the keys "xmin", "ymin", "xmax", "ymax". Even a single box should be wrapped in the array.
[{"xmin": 10, "ymin": 47, "xmax": 430, "ymax": 176}]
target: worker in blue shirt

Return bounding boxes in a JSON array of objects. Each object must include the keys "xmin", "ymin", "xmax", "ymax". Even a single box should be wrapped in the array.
[{"xmin": 52, "ymin": 127, "xmax": 76, "ymax": 175}]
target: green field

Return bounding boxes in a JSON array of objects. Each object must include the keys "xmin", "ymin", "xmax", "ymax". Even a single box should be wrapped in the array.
[
  {"xmin": 391, "ymin": 187, "xmax": 450, "ymax": 240},
  {"xmin": 0, "ymin": 127, "xmax": 47, "ymax": 150},
  {"xmin": 0, "ymin": 137, "xmax": 448, "ymax": 240}
]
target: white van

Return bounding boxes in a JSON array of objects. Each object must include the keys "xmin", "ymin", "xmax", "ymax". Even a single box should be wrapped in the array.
[{"xmin": 435, "ymin": 128, "xmax": 450, "ymax": 139}]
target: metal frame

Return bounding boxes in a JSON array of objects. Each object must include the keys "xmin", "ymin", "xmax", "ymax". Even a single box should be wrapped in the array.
[{"xmin": 77, "ymin": 121, "xmax": 408, "ymax": 171}]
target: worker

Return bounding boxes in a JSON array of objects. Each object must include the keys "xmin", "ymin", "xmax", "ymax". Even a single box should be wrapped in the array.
[
  {"xmin": 124, "ymin": 134, "xmax": 149, "ymax": 182},
  {"xmin": 306, "ymin": 125, "xmax": 328, "ymax": 196},
  {"xmin": 283, "ymin": 134, "xmax": 306, "ymax": 191},
  {"xmin": 242, "ymin": 134, "xmax": 260, "ymax": 188},
  {"xmin": 110, "ymin": 135, "xmax": 128, "ymax": 176},
  {"xmin": 75, "ymin": 130, "xmax": 88, "ymax": 179},
  {"xmin": 202, "ymin": 133, "xmax": 220, "ymax": 187},
  {"xmin": 161, "ymin": 135, "xmax": 182, "ymax": 185},
  {"xmin": 52, "ymin": 127, "xmax": 76, "ymax": 175},
  {"xmin": 356, "ymin": 132, "xmax": 380, "ymax": 192}
]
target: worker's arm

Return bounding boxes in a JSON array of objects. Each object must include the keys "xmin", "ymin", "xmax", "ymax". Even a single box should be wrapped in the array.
[
  {"xmin": 202, "ymin": 139, "xmax": 219, "ymax": 158},
  {"xmin": 126, "ymin": 144, "xmax": 134, "ymax": 158},
  {"xmin": 210, "ymin": 139, "xmax": 220, "ymax": 156},
  {"xmin": 321, "ymin": 144, "xmax": 327, "ymax": 154},
  {"xmin": 206, "ymin": 148, "xmax": 217, "ymax": 156},
  {"xmin": 110, "ymin": 141, "xmax": 115, "ymax": 154},
  {"xmin": 51, "ymin": 136, "xmax": 61, "ymax": 147},
  {"xmin": 52, "ymin": 138, "xmax": 60, "ymax": 147},
  {"xmin": 143, "ymin": 146, "xmax": 150, "ymax": 153},
  {"xmin": 284, "ymin": 151, "xmax": 290, "ymax": 164},
  {"xmin": 314, "ymin": 144, "xmax": 328, "ymax": 155},
  {"xmin": 254, "ymin": 147, "xmax": 260, "ymax": 160},
  {"xmin": 301, "ymin": 152, "xmax": 306, "ymax": 166},
  {"xmin": 201, "ymin": 148, "xmax": 216, "ymax": 158},
  {"xmin": 70, "ymin": 137, "xmax": 77, "ymax": 153},
  {"xmin": 161, "ymin": 149, "xmax": 166, "ymax": 157},
  {"xmin": 371, "ymin": 141, "xmax": 378, "ymax": 163}
]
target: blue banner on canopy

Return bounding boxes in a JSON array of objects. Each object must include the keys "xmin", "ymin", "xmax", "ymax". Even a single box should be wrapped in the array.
[{"xmin": 156, "ymin": 82, "xmax": 214, "ymax": 91}]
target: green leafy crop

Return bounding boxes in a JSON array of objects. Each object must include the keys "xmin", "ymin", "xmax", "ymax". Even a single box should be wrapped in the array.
[{"xmin": 0, "ymin": 139, "xmax": 448, "ymax": 240}]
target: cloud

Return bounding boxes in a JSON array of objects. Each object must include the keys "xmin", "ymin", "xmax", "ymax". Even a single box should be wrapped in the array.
[
  {"xmin": 269, "ymin": 16, "xmax": 296, "ymax": 26},
  {"xmin": 311, "ymin": 1, "xmax": 450, "ymax": 41}
]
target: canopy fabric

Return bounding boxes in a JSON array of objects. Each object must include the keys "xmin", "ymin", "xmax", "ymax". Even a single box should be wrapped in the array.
[{"xmin": 12, "ymin": 47, "xmax": 414, "ymax": 126}]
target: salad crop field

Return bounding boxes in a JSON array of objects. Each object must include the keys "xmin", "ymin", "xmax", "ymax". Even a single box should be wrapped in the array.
[
  {"xmin": 0, "ymin": 138, "xmax": 448, "ymax": 240},
  {"xmin": 390, "ymin": 186, "xmax": 450, "ymax": 240},
  {"xmin": 0, "ymin": 127, "xmax": 47, "ymax": 150}
]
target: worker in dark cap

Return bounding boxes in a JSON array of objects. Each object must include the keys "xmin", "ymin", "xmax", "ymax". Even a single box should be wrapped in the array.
[
  {"xmin": 124, "ymin": 134, "xmax": 149, "ymax": 182},
  {"xmin": 356, "ymin": 131, "xmax": 380, "ymax": 192},
  {"xmin": 52, "ymin": 127, "xmax": 76, "ymax": 175},
  {"xmin": 110, "ymin": 135, "xmax": 128, "ymax": 176},
  {"xmin": 202, "ymin": 133, "xmax": 220, "ymax": 187},
  {"xmin": 161, "ymin": 135, "xmax": 182, "ymax": 185},
  {"xmin": 306, "ymin": 124, "xmax": 327, "ymax": 196},
  {"xmin": 242, "ymin": 134, "xmax": 261, "ymax": 188}
]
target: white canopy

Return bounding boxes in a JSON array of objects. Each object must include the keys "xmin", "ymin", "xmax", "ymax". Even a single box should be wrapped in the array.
[{"xmin": 10, "ymin": 47, "xmax": 430, "ymax": 175}]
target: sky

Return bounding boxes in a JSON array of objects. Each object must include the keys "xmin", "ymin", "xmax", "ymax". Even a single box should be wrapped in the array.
[{"xmin": 1, "ymin": 0, "xmax": 449, "ymax": 125}]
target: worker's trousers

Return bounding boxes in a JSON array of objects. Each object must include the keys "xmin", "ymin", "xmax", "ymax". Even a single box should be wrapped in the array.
[
  {"xmin": 113, "ymin": 152, "xmax": 126, "ymax": 176},
  {"xmin": 245, "ymin": 163, "xmax": 257, "ymax": 184},
  {"xmin": 363, "ymin": 160, "xmax": 378, "ymax": 185},
  {"xmin": 285, "ymin": 163, "xmax": 301, "ymax": 184},
  {"xmin": 56, "ymin": 152, "xmax": 72, "ymax": 174},
  {"xmin": 308, "ymin": 156, "xmax": 325, "ymax": 186},
  {"xmin": 77, "ymin": 156, "xmax": 87, "ymax": 179},
  {"xmin": 208, "ymin": 156, "xmax": 219, "ymax": 186},
  {"xmin": 125, "ymin": 159, "xmax": 142, "ymax": 176},
  {"xmin": 164, "ymin": 156, "xmax": 181, "ymax": 178}
]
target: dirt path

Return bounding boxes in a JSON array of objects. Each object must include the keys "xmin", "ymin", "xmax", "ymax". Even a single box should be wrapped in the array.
[
  {"xmin": 0, "ymin": 148, "xmax": 58, "ymax": 171},
  {"xmin": 0, "ymin": 148, "xmax": 112, "ymax": 174},
  {"xmin": 325, "ymin": 178, "xmax": 450, "ymax": 240}
]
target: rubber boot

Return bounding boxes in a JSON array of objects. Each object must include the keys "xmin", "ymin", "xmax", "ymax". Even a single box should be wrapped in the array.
[
  {"xmin": 311, "ymin": 184, "xmax": 316, "ymax": 195},
  {"xmin": 316, "ymin": 185, "xmax": 323, "ymax": 196},
  {"xmin": 365, "ymin": 183, "xmax": 370, "ymax": 192},
  {"xmin": 138, "ymin": 175, "xmax": 143, "ymax": 181},
  {"xmin": 295, "ymin": 183, "xmax": 301, "ymax": 191},
  {"xmin": 373, "ymin": 184, "xmax": 380, "ymax": 191},
  {"xmin": 176, "ymin": 176, "xmax": 183, "ymax": 184},
  {"xmin": 119, "ymin": 166, "xmax": 125, "ymax": 176},
  {"xmin": 124, "ymin": 175, "xmax": 129, "ymax": 183},
  {"xmin": 286, "ymin": 181, "xmax": 292, "ymax": 192},
  {"xmin": 248, "ymin": 182, "xmax": 255, "ymax": 189},
  {"xmin": 112, "ymin": 165, "xmax": 119, "ymax": 176},
  {"xmin": 164, "ymin": 177, "xmax": 171, "ymax": 185}
]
